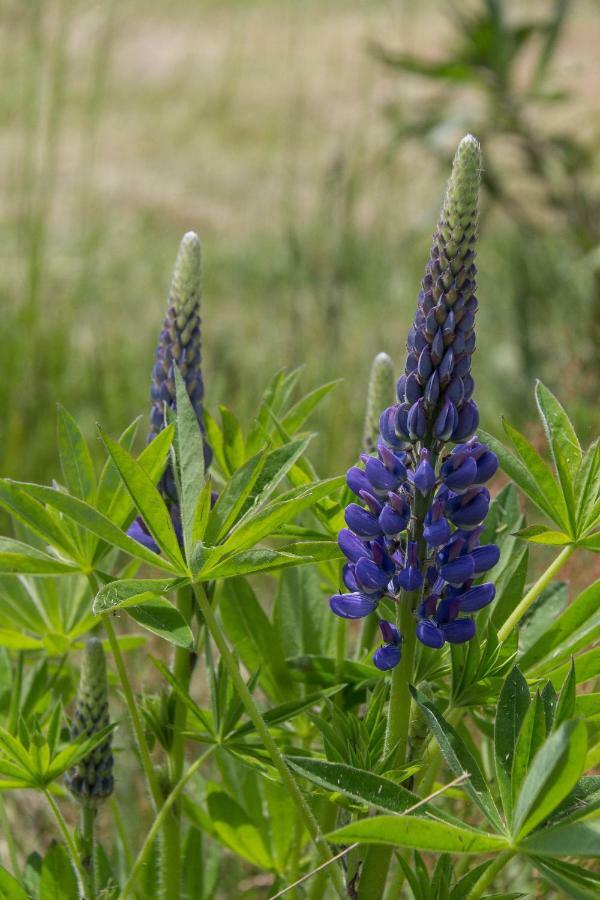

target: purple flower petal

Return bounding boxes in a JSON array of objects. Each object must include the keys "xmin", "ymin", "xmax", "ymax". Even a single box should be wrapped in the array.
[
  {"xmin": 416, "ymin": 620, "xmax": 445, "ymax": 649},
  {"xmin": 457, "ymin": 583, "xmax": 496, "ymax": 612},
  {"xmin": 329, "ymin": 593, "xmax": 378, "ymax": 619},
  {"xmin": 127, "ymin": 517, "xmax": 159, "ymax": 554},
  {"xmin": 373, "ymin": 644, "xmax": 402, "ymax": 671},
  {"xmin": 442, "ymin": 618, "xmax": 476, "ymax": 643}
]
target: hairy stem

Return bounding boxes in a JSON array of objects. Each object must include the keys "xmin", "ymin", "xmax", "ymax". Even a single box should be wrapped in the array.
[
  {"xmin": 192, "ymin": 583, "xmax": 346, "ymax": 899},
  {"xmin": 44, "ymin": 790, "xmax": 86, "ymax": 892},
  {"xmin": 466, "ymin": 849, "xmax": 514, "ymax": 899},
  {"xmin": 81, "ymin": 805, "xmax": 97, "ymax": 900},
  {"xmin": 119, "ymin": 746, "xmax": 215, "ymax": 900},
  {"xmin": 497, "ymin": 544, "xmax": 574, "ymax": 642}
]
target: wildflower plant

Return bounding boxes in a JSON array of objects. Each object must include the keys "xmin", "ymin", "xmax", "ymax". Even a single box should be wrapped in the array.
[{"xmin": 0, "ymin": 139, "xmax": 599, "ymax": 900}]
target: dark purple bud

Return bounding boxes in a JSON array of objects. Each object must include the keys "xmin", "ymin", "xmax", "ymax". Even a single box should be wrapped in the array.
[
  {"xmin": 380, "ymin": 406, "xmax": 406, "ymax": 450},
  {"xmin": 442, "ymin": 456, "xmax": 477, "ymax": 491},
  {"xmin": 365, "ymin": 457, "xmax": 401, "ymax": 494},
  {"xmin": 473, "ymin": 450, "xmax": 498, "ymax": 484},
  {"xmin": 423, "ymin": 515, "xmax": 451, "ymax": 546},
  {"xmin": 442, "ymin": 618, "xmax": 476, "ymax": 643},
  {"xmin": 435, "ymin": 596, "xmax": 461, "ymax": 625},
  {"xmin": 329, "ymin": 593, "xmax": 378, "ymax": 619},
  {"xmin": 346, "ymin": 466, "xmax": 371, "ymax": 497},
  {"xmin": 379, "ymin": 503, "xmax": 409, "ymax": 537},
  {"xmin": 471, "ymin": 544, "xmax": 500, "ymax": 574},
  {"xmin": 355, "ymin": 557, "xmax": 390, "ymax": 594},
  {"xmin": 445, "ymin": 375, "xmax": 464, "ymax": 407},
  {"xmin": 458, "ymin": 583, "xmax": 496, "ymax": 612},
  {"xmin": 127, "ymin": 517, "xmax": 159, "ymax": 554},
  {"xmin": 396, "ymin": 375, "xmax": 407, "ymax": 402},
  {"xmin": 452, "ymin": 400, "xmax": 479, "ymax": 441},
  {"xmin": 413, "ymin": 451, "xmax": 436, "ymax": 495},
  {"xmin": 394, "ymin": 404, "xmax": 412, "ymax": 442},
  {"xmin": 359, "ymin": 491, "xmax": 383, "ymax": 517},
  {"xmin": 398, "ymin": 540, "xmax": 422, "ymax": 591},
  {"xmin": 345, "ymin": 504, "xmax": 382, "ymax": 538},
  {"xmin": 418, "ymin": 593, "xmax": 439, "ymax": 619},
  {"xmin": 378, "ymin": 443, "xmax": 407, "ymax": 478},
  {"xmin": 373, "ymin": 643, "xmax": 402, "ymax": 671},
  {"xmin": 338, "ymin": 528, "xmax": 370, "ymax": 564},
  {"xmin": 416, "ymin": 620, "xmax": 445, "ymax": 649},
  {"xmin": 462, "ymin": 373, "xmax": 474, "ymax": 401},
  {"xmin": 343, "ymin": 564, "xmax": 359, "ymax": 592},
  {"xmin": 440, "ymin": 554, "xmax": 475, "ymax": 586},
  {"xmin": 417, "ymin": 347, "xmax": 433, "ymax": 382},
  {"xmin": 407, "ymin": 399, "xmax": 426, "ymax": 441},
  {"xmin": 438, "ymin": 348, "xmax": 454, "ymax": 387},
  {"xmin": 379, "ymin": 620, "xmax": 401, "ymax": 645},
  {"xmin": 424, "ymin": 371, "xmax": 441, "ymax": 408},
  {"xmin": 454, "ymin": 355, "xmax": 471, "ymax": 378},
  {"xmin": 431, "ymin": 329, "xmax": 444, "ymax": 365},
  {"xmin": 433, "ymin": 400, "xmax": 458, "ymax": 441},
  {"xmin": 405, "ymin": 373, "xmax": 422, "ymax": 404}
]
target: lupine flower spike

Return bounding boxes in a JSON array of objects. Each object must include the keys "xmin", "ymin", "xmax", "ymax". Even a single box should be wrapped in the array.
[
  {"xmin": 128, "ymin": 232, "xmax": 212, "ymax": 551},
  {"xmin": 330, "ymin": 135, "xmax": 499, "ymax": 670},
  {"xmin": 363, "ymin": 352, "xmax": 396, "ymax": 452},
  {"xmin": 65, "ymin": 638, "xmax": 114, "ymax": 805}
]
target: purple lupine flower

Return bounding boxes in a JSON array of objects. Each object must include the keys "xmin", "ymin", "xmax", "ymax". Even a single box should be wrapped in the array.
[{"xmin": 328, "ymin": 136, "xmax": 499, "ymax": 668}]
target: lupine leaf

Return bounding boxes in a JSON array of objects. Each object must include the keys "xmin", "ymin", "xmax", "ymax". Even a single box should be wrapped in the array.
[
  {"xmin": 173, "ymin": 366, "xmax": 205, "ymax": 559},
  {"xmin": 514, "ymin": 525, "xmax": 572, "ymax": 546},
  {"xmin": 0, "ymin": 538, "xmax": 79, "ymax": 576},
  {"xmin": 491, "ymin": 544, "xmax": 529, "ymax": 631},
  {"xmin": 520, "ymin": 820, "xmax": 600, "ymax": 857},
  {"xmin": 14, "ymin": 483, "xmax": 177, "ymax": 573},
  {"xmin": 206, "ymin": 790, "xmax": 272, "ymax": 869},
  {"xmin": 495, "ymin": 667, "xmax": 530, "ymax": 822},
  {"xmin": 102, "ymin": 424, "xmax": 174, "ymax": 525},
  {"xmin": 95, "ymin": 417, "xmax": 140, "ymax": 513},
  {"xmin": 127, "ymin": 596, "xmax": 194, "ymax": 649},
  {"xmin": 512, "ymin": 719, "xmax": 587, "ymax": 839},
  {"xmin": 0, "ymin": 480, "xmax": 79, "ymax": 561},
  {"xmin": 554, "ymin": 660, "xmax": 577, "ymax": 728},
  {"xmin": 239, "ymin": 437, "xmax": 315, "ymax": 517},
  {"xmin": 197, "ymin": 548, "xmax": 312, "ymax": 580},
  {"xmin": 578, "ymin": 531, "xmax": 600, "ymax": 552},
  {"xmin": 273, "ymin": 566, "xmax": 333, "ymax": 658},
  {"xmin": 575, "ymin": 439, "xmax": 600, "ymax": 532},
  {"xmin": 511, "ymin": 690, "xmax": 548, "ymax": 802},
  {"xmin": 204, "ymin": 451, "xmax": 267, "ymax": 545},
  {"xmin": 520, "ymin": 580, "xmax": 600, "ymax": 672},
  {"xmin": 502, "ymin": 418, "xmax": 568, "ymax": 530},
  {"xmin": 535, "ymin": 857, "xmax": 600, "ymax": 900},
  {"xmin": 535, "ymin": 381, "xmax": 581, "ymax": 532},
  {"xmin": 280, "ymin": 380, "xmax": 340, "ymax": 433},
  {"xmin": 518, "ymin": 581, "xmax": 568, "ymax": 661},
  {"xmin": 92, "ymin": 577, "xmax": 185, "ymax": 614},
  {"xmin": 219, "ymin": 406, "xmax": 245, "ymax": 475},
  {"xmin": 56, "ymin": 405, "xmax": 96, "ymax": 502},
  {"xmin": 327, "ymin": 816, "xmax": 507, "ymax": 853},
  {"xmin": 546, "ymin": 648, "xmax": 600, "ymax": 688},
  {"xmin": 219, "ymin": 577, "xmax": 296, "ymax": 702},
  {"xmin": 98, "ymin": 427, "xmax": 185, "ymax": 570},
  {"xmin": 0, "ymin": 864, "xmax": 29, "ymax": 899},
  {"xmin": 40, "ymin": 843, "xmax": 79, "ymax": 900},
  {"xmin": 410, "ymin": 687, "xmax": 503, "ymax": 830},
  {"xmin": 478, "ymin": 429, "xmax": 558, "ymax": 523}
]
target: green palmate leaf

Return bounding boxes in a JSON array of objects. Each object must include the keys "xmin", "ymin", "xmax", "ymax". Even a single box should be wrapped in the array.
[
  {"xmin": 280, "ymin": 380, "xmax": 340, "ymax": 433},
  {"xmin": 577, "ymin": 694, "xmax": 600, "ymax": 719},
  {"xmin": 0, "ymin": 538, "xmax": 79, "ymax": 576},
  {"xmin": 14, "ymin": 483, "xmax": 177, "ymax": 573},
  {"xmin": 101, "ymin": 424, "xmax": 174, "ymax": 526},
  {"xmin": 241, "ymin": 437, "xmax": 315, "ymax": 516},
  {"xmin": 536, "ymin": 858, "xmax": 600, "ymax": 900},
  {"xmin": 512, "ymin": 719, "xmax": 587, "ymax": 839},
  {"xmin": 204, "ymin": 451, "xmax": 267, "ymax": 546},
  {"xmin": 228, "ymin": 688, "xmax": 342, "ymax": 740},
  {"xmin": 495, "ymin": 667, "xmax": 530, "ymax": 822},
  {"xmin": 478, "ymin": 429, "xmax": 558, "ymax": 524},
  {"xmin": 481, "ymin": 483, "xmax": 522, "ymax": 545},
  {"xmin": 502, "ymin": 418, "xmax": 569, "ymax": 531},
  {"xmin": 546, "ymin": 647, "xmax": 600, "ymax": 688},
  {"xmin": 490, "ymin": 543, "xmax": 529, "ymax": 632},
  {"xmin": 274, "ymin": 566, "xmax": 333, "ymax": 658},
  {"xmin": 92, "ymin": 577, "xmax": 185, "ymax": 614},
  {"xmin": 578, "ymin": 531, "xmax": 600, "ymax": 552},
  {"xmin": 98, "ymin": 426, "xmax": 185, "ymax": 570},
  {"xmin": 173, "ymin": 366, "xmax": 205, "ymax": 558},
  {"xmin": 514, "ymin": 525, "xmax": 572, "ymax": 546},
  {"xmin": 520, "ymin": 820, "xmax": 600, "ymax": 857},
  {"xmin": 511, "ymin": 690, "xmax": 548, "ymax": 801},
  {"xmin": 575, "ymin": 439, "xmax": 600, "ymax": 531},
  {"xmin": 219, "ymin": 577, "xmax": 296, "ymax": 702},
  {"xmin": 535, "ymin": 381, "xmax": 581, "ymax": 532},
  {"xmin": 56, "ymin": 405, "xmax": 96, "ymax": 502},
  {"xmin": 206, "ymin": 789, "xmax": 272, "ymax": 869},
  {"xmin": 40, "ymin": 842, "xmax": 79, "ymax": 900},
  {"xmin": 0, "ymin": 630, "xmax": 43, "ymax": 650},
  {"xmin": 554, "ymin": 660, "xmax": 576, "ymax": 728},
  {"xmin": 518, "ymin": 581, "xmax": 568, "ymax": 660},
  {"xmin": 197, "ymin": 548, "xmax": 316, "ymax": 580},
  {"xmin": 0, "ymin": 480, "xmax": 79, "ymax": 561},
  {"xmin": 549, "ymin": 775, "xmax": 600, "ymax": 825},
  {"xmin": 127, "ymin": 596, "xmax": 194, "ymax": 649},
  {"xmin": 0, "ymin": 865, "xmax": 29, "ymax": 899},
  {"xmin": 95, "ymin": 417, "xmax": 140, "ymax": 513},
  {"xmin": 328, "ymin": 816, "xmax": 507, "ymax": 853},
  {"xmin": 520, "ymin": 580, "xmax": 600, "ymax": 672},
  {"xmin": 287, "ymin": 757, "xmax": 458, "ymax": 823},
  {"xmin": 410, "ymin": 687, "xmax": 503, "ymax": 831}
]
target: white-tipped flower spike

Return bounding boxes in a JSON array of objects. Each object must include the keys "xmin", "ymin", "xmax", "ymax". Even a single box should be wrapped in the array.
[
  {"xmin": 65, "ymin": 638, "xmax": 114, "ymax": 807},
  {"xmin": 363, "ymin": 352, "xmax": 396, "ymax": 452}
]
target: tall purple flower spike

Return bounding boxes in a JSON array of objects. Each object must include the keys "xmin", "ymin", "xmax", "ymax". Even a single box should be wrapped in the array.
[{"xmin": 329, "ymin": 136, "xmax": 499, "ymax": 669}]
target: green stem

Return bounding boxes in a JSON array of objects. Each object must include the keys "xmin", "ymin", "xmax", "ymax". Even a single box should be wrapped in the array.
[
  {"xmin": 44, "ymin": 790, "xmax": 86, "ymax": 892},
  {"xmin": 0, "ymin": 796, "xmax": 20, "ymax": 877},
  {"xmin": 81, "ymin": 805, "xmax": 97, "ymax": 900},
  {"xmin": 110, "ymin": 796, "xmax": 134, "ymax": 873},
  {"xmin": 416, "ymin": 707, "xmax": 462, "ymax": 796},
  {"xmin": 466, "ymin": 849, "xmax": 514, "ymax": 899},
  {"xmin": 357, "ymin": 612, "xmax": 378, "ymax": 659},
  {"xmin": 119, "ymin": 746, "xmax": 215, "ymax": 899},
  {"xmin": 101, "ymin": 613, "xmax": 162, "ymax": 810},
  {"xmin": 335, "ymin": 616, "xmax": 346, "ymax": 680},
  {"xmin": 497, "ymin": 545, "xmax": 574, "ymax": 642},
  {"xmin": 192, "ymin": 584, "xmax": 346, "ymax": 899},
  {"xmin": 161, "ymin": 587, "xmax": 194, "ymax": 900}
]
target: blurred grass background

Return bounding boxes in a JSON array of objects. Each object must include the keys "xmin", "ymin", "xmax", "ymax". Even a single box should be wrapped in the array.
[{"xmin": 1, "ymin": 0, "xmax": 599, "ymax": 486}]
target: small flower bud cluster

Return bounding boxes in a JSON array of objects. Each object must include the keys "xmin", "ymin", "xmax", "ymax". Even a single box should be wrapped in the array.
[
  {"xmin": 65, "ymin": 639, "xmax": 114, "ymax": 806},
  {"xmin": 329, "ymin": 136, "xmax": 499, "ymax": 671}
]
